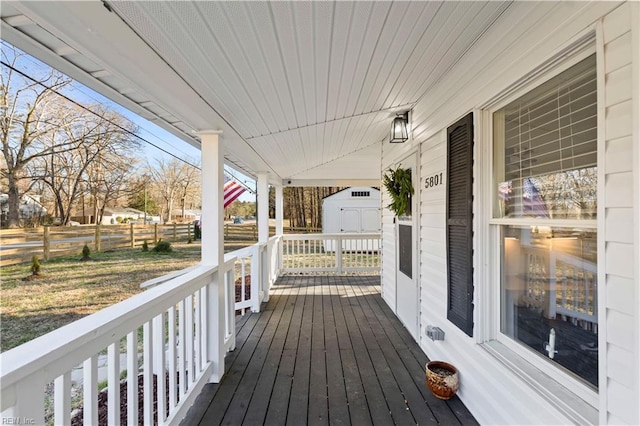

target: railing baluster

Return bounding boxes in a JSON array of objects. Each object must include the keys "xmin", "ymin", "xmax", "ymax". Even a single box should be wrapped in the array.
[
  {"xmin": 54, "ymin": 372, "xmax": 71, "ymax": 425},
  {"xmin": 185, "ymin": 294, "xmax": 194, "ymax": 386},
  {"xmin": 200, "ymin": 287, "xmax": 208, "ymax": 370},
  {"xmin": 168, "ymin": 306, "xmax": 177, "ymax": 410},
  {"xmin": 584, "ymin": 273, "xmax": 590, "ymax": 315},
  {"xmin": 336, "ymin": 236, "xmax": 343, "ymax": 274},
  {"xmin": 143, "ymin": 321, "xmax": 154, "ymax": 426},
  {"xmin": 226, "ymin": 268, "xmax": 237, "ymax": 350},
  {"xmin": 127, "ymin": 331, "xmax": 138, "ymax": 425},
  {"xmin": 107, "ymin": 343, "xmax": 120, "ymax": 426},
  {"xmin": 153, "ymin": 314, "xmax": 166, "ymax": 423},
  {"xmin": 287, "ymin": 239, "xmax": 291, "ymax": 269},
  {"xmin": 194, "ymin": 291, "xmax": 202, "ymax": 372},
  {"xmin": 178, "ymin": 299, "xmax": 187, "ymax": 397},
  {"xmin": 83, "ymin": 355, "xmax": 98, "ymax": 426},
  {"xmin": 241, "ymin": 258, "xmax": 246, "ymax": 304}
]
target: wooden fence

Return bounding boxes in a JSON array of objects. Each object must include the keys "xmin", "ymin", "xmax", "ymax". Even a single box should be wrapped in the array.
[
  {"xmin": 0, "ymin": 223, "xmax": 321, "ymax": 267},
  {"xmin": 0, "ymin": 224, "xmax": 194, "ymax": 267}
]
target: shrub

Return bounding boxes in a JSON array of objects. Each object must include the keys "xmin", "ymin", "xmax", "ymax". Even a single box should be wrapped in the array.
[
  {"xmin": 187, "ymin": 237, "xmax": 193, "ymax": 244},
  {"xmin": 153, "ymin": 240, "xmax": 172, "ymax": 253},
  {"xmin": 81, "ymin": 244, "xmax": 91, "ymax": 260},
  {"xmin": 30, "ymin": 256, "xmax": 41, "ymax": 276},
  {"xmin": 141, "ymin": 240, "xmax": 149, "ymax": 252}
]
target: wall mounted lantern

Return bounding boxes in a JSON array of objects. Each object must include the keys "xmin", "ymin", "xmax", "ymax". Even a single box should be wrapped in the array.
[{"xmin": 390, "ymin": 112, "xmax": 409, "ymax": 143}]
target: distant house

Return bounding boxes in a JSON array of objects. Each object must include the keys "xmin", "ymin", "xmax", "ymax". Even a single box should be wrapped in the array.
[
  {"xmin": 99, "ymin": 207, "xmax": 158, "ymax": 225},
  {"xmin": 0, "ymin": 193, "xmax": 47, "ymax": 225},
  {"xmin": 171, "ymin": 209, "xmax": 200, "ymax": 223}
]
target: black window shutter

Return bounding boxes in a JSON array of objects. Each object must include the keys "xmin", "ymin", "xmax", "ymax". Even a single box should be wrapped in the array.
[{"xmin": 446, "ymin": 113, "xmax": 474, "ymax": 337}]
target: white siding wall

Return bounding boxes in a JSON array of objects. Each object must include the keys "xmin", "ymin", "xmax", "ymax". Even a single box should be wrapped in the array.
[
  {"xmin": 380, "ymin": 1, "xmax": 639, "ymax": 424},
  {"xmin": 600, "ymin": 4, "xmax": 639, "ymax": 424}
]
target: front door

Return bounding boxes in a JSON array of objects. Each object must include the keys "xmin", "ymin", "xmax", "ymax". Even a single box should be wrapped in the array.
[{"xmin": 395, "ymin": 154, "xmax": 419, "ymax": 340}]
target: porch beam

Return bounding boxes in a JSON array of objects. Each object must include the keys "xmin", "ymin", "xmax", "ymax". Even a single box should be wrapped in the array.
[
  {"xmin": 283, "ymin": 178, "xmax": 380, "ymax": 187},
  {"xmin": 199, "ymin": 130, "xmax": 225, "ymax": 382}
]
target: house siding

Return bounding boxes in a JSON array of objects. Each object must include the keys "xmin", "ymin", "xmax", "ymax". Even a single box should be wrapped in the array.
[
  {"xmin": 601, "ymin": 3, "xmax": 638, "ymax": 424},
  {"xmin": 380, "ymin": 1, "xmax": 638, "ymax": 424}
]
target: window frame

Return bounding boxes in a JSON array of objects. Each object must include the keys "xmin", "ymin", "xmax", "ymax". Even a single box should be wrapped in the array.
[{"xmin": 483, "ymin": 45, "xmax": 600, "ymax": 407}]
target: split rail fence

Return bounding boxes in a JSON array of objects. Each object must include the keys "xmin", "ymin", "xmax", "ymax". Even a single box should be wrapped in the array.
[{"xmin": 0, "ymin": 223, "xmax": 263, "ymax": 267}]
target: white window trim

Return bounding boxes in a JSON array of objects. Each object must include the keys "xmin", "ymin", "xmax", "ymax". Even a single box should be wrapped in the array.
[{"xmin": 475, "ymin": 32, "xmax": 601, "ymax": 412}]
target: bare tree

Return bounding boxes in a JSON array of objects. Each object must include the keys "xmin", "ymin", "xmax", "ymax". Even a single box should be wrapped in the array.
[
  {"xmin": 1, "ymin": 46, "xmax": 73, "ymax": 227},
  {"xmin": 284, "ymin": 186, "xmax": 344, "ymax": 229},
  {"xmin": 30, "ymin": 106, "xmax": 139, "ymax": 225},
  {"xmin": 84, "ymin": 118, "xmax": 140, "ymax": 224},
  {"xmin": 148, "ymin": 158, "xmax": 200, "ymax": 223}
]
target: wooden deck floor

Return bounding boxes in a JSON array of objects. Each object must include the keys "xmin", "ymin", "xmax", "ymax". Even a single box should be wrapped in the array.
[{"xmin": 182, "ymin": 275, "xmax": 477, "ymax": 425}]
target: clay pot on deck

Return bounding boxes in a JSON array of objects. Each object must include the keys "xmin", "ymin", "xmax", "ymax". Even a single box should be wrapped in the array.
[{"xmin": 425, "ymin": 361, "xmax": 459, "ymax": 400}]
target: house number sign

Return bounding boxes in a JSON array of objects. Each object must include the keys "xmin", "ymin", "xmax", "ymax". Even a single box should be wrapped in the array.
[{"xmin": 424, "ymin": 172, "xmax": 444, "ymax": 189}]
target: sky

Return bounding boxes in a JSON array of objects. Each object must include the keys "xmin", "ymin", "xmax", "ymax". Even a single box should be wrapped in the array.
[{"xmin": 2, "ymin": 41, "xmax": 257, "ymax": 202}]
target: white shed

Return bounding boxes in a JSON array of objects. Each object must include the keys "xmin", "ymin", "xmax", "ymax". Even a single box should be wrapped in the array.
[
  {"xmin": 322, "ymin": 187, "xmax": 380, "ymax": 233},
  {"xmin": 322, "ymin": 187, "xmax": 380, "ymax": 252}
]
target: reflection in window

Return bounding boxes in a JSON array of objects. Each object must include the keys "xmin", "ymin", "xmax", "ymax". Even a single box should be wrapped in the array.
[
  {"xmin": 497, "ymin": 168, "xmax": 597, "ymax": 219},
  {"xmin": 501, "ymin": 226, "xmax": 597, "ymax": 387}
]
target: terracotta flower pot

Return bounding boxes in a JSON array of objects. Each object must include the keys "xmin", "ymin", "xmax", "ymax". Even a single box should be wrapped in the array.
[{"xmin": 425, "ymin": 361, "xmax": 459, "ymax": 400}]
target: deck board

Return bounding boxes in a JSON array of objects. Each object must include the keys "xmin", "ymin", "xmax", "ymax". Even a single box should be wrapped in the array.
[{"xmin": 184, "ymin": 275, "xmax": 478, "ymax": 426}]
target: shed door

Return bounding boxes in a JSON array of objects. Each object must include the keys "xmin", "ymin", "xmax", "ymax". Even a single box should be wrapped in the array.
[
  {"xmin": 340, "ymin": 208, "xmax": 360, "ymax": 232},
  {"xmin": 361, "ymin": 208, "xmax": 380, "ymax": 232}
]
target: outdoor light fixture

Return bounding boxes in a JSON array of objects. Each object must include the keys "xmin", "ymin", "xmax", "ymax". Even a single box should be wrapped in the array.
[{"xmin": 390, "ymin": 112, "xmax": 409, "ymax": 143}]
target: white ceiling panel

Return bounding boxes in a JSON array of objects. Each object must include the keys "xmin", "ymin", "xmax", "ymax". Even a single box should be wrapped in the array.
[{"xmin": 2, "ymin": 0, "xmax": 514, "ymax": 184}]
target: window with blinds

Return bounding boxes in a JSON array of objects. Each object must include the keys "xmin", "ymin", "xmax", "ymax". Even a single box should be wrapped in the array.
[
  {"xmin": 494, "ymin": 53, "xmax": 599, "ymax": 388},
  {"xmin": 494, "ymin": 55, "xmax": 597, "ymax": 219}
]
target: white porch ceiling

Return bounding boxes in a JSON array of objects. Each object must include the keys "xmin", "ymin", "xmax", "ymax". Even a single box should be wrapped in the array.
[{"xmin": 1, "ymin": 1, "xmax": 511, "ymax": 185}]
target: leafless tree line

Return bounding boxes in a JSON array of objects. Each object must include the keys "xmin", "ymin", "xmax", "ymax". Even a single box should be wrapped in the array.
[
  {"xmin": 284, "ymin": 187, "xmax": 345, "ymax": 229},
  {"xmin": 1, "ymin": 47, "xmax": 202, "ymax": 228}
]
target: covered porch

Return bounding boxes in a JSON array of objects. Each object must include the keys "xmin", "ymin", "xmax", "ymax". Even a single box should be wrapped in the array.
[
  {"xmin": 5, "ymin": 1, "xmax": 638, "ymax": 425},
  {"xmin": 185, "ymin": 275, "xmax": 475, "ymax": 425}
]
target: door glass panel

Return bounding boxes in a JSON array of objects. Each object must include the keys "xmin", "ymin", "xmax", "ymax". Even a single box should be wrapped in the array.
[{"xmin": 399, "ymin": 224, "xmax": 412, "ymax": 278}]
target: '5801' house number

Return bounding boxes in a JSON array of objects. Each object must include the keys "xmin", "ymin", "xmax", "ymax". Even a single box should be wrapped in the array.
[{"xmin": 424, "ymin": 172, "xmax": 444, "ymax": 189}]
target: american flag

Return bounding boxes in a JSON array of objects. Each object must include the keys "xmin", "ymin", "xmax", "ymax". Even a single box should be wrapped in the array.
[
  {"xmin": 224, "ymin": 175, "xmax": 246, "ymax": 208},
  {"xmin": 523, "ymin": 177, "xmax": 549, "ymax": 218}
]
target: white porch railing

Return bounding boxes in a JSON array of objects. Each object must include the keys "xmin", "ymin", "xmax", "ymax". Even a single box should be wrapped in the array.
[
  {"xmin": 0, "ymin": 232, "xmax": 379, "ymax": 425},
  {"xmin": 281, "ymin": 233, "xmax": 380, "ymax": 274},
  {"xmin": 524, "ymin": 248, "xmax": 598, "ymax": 326}
]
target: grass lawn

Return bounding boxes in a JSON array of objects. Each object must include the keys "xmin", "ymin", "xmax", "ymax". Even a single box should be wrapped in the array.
[{"xmin": 0, "ymin": 241, "xmax": 202, "ymax": 352}]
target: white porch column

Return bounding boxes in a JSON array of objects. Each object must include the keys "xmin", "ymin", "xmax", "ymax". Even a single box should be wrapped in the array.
[
  {"xmin": 275, "ymin": 185, "xmax": 284, "ymax": 275},
  {"xmin": 199, "ymin": 131, "xmax": 225, "ymax": 382},
  {"xmin": 257, "ymin": 172, "xmax": 269, "ymax": 303},
  {"xmin": 275, "ymin": 185, "xmax": 284, "ymax": 236},
  {"xmin": 257, "ymin": 172, "xmax": 269, "ymax": 243}
]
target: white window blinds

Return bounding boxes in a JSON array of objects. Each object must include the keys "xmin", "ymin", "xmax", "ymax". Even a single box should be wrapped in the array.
[
  {"xmin": 495, "ymin": 54, "xmax": 597, "ymax": 220},
  {"xmin": 503, "ymin": 55, "xmax": 597, "ymax": 181}
]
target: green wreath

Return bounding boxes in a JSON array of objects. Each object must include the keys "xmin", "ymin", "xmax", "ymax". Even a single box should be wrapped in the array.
[{"xmin": 382, "ymin": 166, "xmax": 414, "ymax": 216}]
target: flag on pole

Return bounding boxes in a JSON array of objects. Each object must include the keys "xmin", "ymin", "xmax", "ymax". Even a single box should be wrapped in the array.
[
  {"xmin": 523, "ymin": 177, "xmax": 549, "ymax": 218},
  {"xmin": 224, "ymin": 175, "xmax": 246, "ymax": 208}
]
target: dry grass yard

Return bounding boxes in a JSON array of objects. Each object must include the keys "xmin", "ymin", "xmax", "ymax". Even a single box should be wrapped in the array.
[{"xmin": 0, "ymin": 241, "xmax": 203, "ymax": 352}]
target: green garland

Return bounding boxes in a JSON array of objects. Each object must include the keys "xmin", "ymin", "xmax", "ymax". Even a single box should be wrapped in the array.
[{"xmin": 382, "ymin": 166, "xmax": 414, "ymax": 216}]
